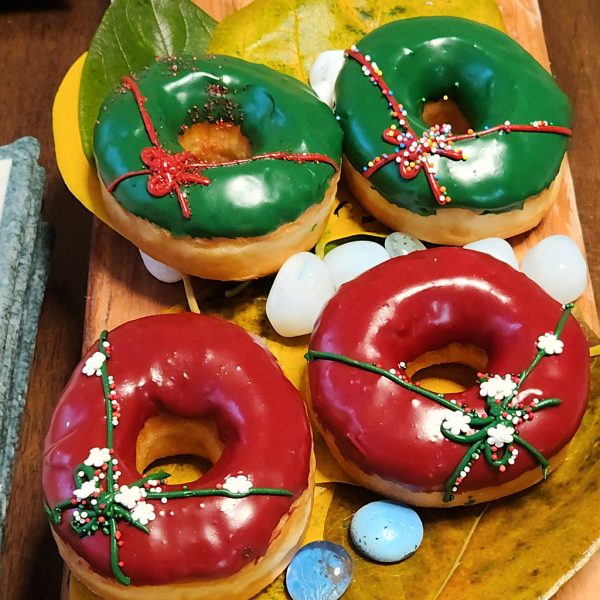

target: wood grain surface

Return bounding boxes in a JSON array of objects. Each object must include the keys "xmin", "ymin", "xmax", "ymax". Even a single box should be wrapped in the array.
[{"xmin": 0, "ymin": 1, "xmax": 599, "ymax": 599}]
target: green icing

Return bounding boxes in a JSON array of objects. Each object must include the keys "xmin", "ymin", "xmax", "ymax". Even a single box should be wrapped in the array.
[
  {"xmin": 94, "ymin": 55, "xmax": 342, "ymax": 238},
  {"xmin": 335, "ymin": 17, "xmax": 572, "ymax": 215}
]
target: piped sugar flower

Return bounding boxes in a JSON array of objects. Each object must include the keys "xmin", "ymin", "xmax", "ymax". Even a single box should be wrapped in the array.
[
  {"xmin": 479, "ymin": 374, "xmax": 517, "ymax": 400},
  {"xmin": 115, "ymin": 485, "xmax": 145, "ymax": 510},
  {"xmin": 73, "ymin": 478, "xmax": 99, "ymax": 500},
  {"xmin": 82, "ymin": 351, "xmax": 106, "ymax": 377},
  {"xmin": 537, "ymin": 332, "xmax": 564, "ymax": 355},
  {"xmin": 131, "ymin": 501, "xmax": 156, "ymax": 526},
  {"xmin": 222, "ymin": 474, "xmax": 253, "ymax": 495},
  {"xmin": 84, "ymin": 447, "xmax": 111, "ymax": 468},
  {"xmin": 487, "ymin": 423, "xmax": 515, "ymax": 448},
  {"xmin": 442, "ymin": 411, "xmax": 472, "ymax": 436}
]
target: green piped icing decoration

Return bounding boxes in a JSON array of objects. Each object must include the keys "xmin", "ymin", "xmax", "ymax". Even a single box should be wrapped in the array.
[
  {"xmin": 94, "ymin": 55, "xmax": 342, "ymax": 238},
  {"xmin": 45, "ymin": 330, "xmax": 292, "ymax": 586},
  {"xmin": 335, "ymin": 17, "xmax": 572, "ymax": 215},
  {"xmin": 306, "ymin": 304, "xmax": 573, "ymax": 503}
]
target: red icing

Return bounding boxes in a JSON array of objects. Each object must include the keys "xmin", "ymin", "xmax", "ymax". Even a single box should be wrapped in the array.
[
  {"xmin": 346, "ymin": 48, "xmax": 572, "ymax": 206},
  {"xmin": 107, "ymin": 76, "xmax": 338, "ymax": 219},
  {"xmin": 308, "ymin": 247, "xmax": 589, "ymax": 496},
  {"xmin": 43, "ymin": 313, "xmax": 312, "ymax": 585}
]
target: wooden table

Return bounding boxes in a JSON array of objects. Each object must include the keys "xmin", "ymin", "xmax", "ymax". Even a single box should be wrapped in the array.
[{"xmin": 0, "ymin": 1, "xmax": 598, "ymax": 599}]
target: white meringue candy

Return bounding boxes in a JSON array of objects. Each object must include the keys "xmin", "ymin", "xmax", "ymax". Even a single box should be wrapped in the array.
[
  {"xmin": 324, "ymin": 241, "xmax": 390, "ymax": 289},
  {"xmin": 463, "ymin": 238, "xmax": 519, "ymax": 269},
  {"xmin": 384, "ymin": 232, "xmax": 426, "ymax": 258},
  {"xmin": 520, "ymin": 235, "xmax": 588, "ymax": 304},
  {"xmin": 266, "ymin": 252, "xmax": 335, "ymax": 337},
  {"xmin": 309, "ymin": 50, "xmax": 345, "ymax": 108},
  {"xmin": 139, "ymin": 250, "xmax": 183, "ymax": 283}
]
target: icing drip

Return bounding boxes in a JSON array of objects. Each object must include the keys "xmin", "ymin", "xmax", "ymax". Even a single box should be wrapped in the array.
[
  {"xmin": 45, "ymin": 331, "xmax": 292, "ymax": 586},
  {"xmin": 106, "ymin": 76, "xmax": 338, "ymax": 219},
  {"xmin": 306, "ymin": 303, "xmax": 573, "ymax": 503},
  {"xmin": 345, "ymin": 47, "xmax": 572, "ymax": 207}
]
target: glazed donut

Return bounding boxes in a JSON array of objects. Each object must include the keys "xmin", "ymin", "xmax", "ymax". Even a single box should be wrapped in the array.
[
  {"xmin": 94, "ymin": 55, "xmax": 342, "ymax": 281},
  {"xmin": 334, "ymin": 17, "xmax": 572, "ymax": 245},
  {"xmin": 306, "ymin": 248, "xmax": 589, "ymax": 507},
  {"xmin": 43, "ymin": 313, "xmax": 314, "ymax": 599}
]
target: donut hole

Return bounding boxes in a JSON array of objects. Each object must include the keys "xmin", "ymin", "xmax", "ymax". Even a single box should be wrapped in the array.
[
  {"xmin": 136, "ymin": 414, "xmax": 224, "ymax": 485},
  {"xmin": 422, "ymin": 96, "xmax": 471, "ymax": 135},
  {"xmin": 406, "ymin": 343, "xmax": 488, "ymax": 393},
  {"xmin": 179, "ymin": 121, "xmax": 252, "ymax": 163}
]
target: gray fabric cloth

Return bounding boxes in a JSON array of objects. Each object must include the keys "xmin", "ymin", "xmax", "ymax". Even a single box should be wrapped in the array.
[{"xmin": 0, "ymin": 137, "xmax": 51, "ymax": 546}]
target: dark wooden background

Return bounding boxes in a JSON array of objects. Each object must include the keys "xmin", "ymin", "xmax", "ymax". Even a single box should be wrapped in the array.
[{"xmin": 0, "ymin": 1, "xmax": 597, "ymax": 598}]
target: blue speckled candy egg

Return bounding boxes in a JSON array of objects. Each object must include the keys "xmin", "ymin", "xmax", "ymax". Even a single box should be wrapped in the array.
[
  {"xmin": 350, "ymin": 501, "xmax": 423, "ymax": 563},
  {"xmin": 286, "ymin": 541, "xmax": 353, "ymax": 600}
]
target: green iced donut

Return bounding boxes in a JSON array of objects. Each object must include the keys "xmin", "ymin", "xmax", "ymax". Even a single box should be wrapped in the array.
[
  {"xmin": 93, "ymin": 55, "xmax": 342, "ymax": 280},
  {"xmin": 334, "ymin": 17, "xmax": 571, "ymax": 243}
]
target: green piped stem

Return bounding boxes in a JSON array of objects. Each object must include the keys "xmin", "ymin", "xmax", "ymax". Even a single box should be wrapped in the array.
[
  {"xmin": 98, "ymin": 330, "xmax": 114, "ymax": 491},
  {"xmin": 145, "ymin": 487, "xmax": 293, "ymax": 501},
  {"xmin": 531, "ymin": 398, "xmax": 561, "ymax": 411},
  {"xmin": 512, "ymin": 304, "xmax": 573, "ymax": 403},
  {"xmin": 443, "ymin": 440, "xmax": 484, "ymax": 503},
  {"xmin": 110, "ymin": 518, "xmax": 130, "ymax": 586},
  {"xmin": 305, "ymin": 350, "xmax": 461, "ymax": 412},
  {"xmin": 513, "ymin": 434, "xmax": 550, "ymax": 478}
]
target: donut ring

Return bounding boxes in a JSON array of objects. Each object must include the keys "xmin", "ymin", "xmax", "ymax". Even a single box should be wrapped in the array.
[
  {"xmin": 94, "ymin": 55, "xmax": 342, "ymax": 280},
  {"xmin": 334, "ymin": 17, "xmax": 572, "ymax": 244},
  {"xmin": 306, "ymin": 248, "xmax": 589, "ymax": 507},
  {"xmin": 43, "ymin": 313, "xmax": 314, "ymax": 599}
]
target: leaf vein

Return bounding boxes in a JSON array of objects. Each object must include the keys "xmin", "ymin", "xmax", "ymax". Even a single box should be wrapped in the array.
[
  {"xmin": 149, "ymin": 0, "xmax": 172, "ymax": 54},
  {"xmin": 432, "ymin": 503, "xmax": 490, "ymax": 600},
  {"xmin": 337, "ymin": 0, "xmax": 369, "ymax": 34},
  {"xmin": 292, "ymin": 0, "xmax": 304, "ymax": 80}
]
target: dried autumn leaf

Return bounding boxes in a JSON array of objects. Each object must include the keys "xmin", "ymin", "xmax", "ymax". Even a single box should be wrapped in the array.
[
  {"xmin": 320, "ymin": 354, "xmax": 600, "ymax": 600},
  {"xmin": 209, "ymin": 0, "xmax": 505, "ymax": 80}
]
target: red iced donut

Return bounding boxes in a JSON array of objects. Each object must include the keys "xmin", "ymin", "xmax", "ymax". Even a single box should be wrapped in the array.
[
  {"xmin": 306, "ymin": 247, "xmax": 588, "ymax": 507},
  {"xmin": 43, "ymin": 313, "xmax": 314, "ymax": 600}
]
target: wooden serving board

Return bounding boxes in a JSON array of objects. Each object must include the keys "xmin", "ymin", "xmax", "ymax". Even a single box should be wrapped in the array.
[{"xmin": 70, "ymin": 0, "xmax": 600, "ymax": 598}]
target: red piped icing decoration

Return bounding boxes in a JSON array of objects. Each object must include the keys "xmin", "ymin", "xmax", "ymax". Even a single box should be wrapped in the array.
[
  {"xmin": 106, "ymin": 76, "xmax": 338, "ymax": 219},
  {"xmin": 346, "ymin": 47, "xmax": 572, "ymax": 206},
  {"xmin": 43, "ymin": 313, "xmax": 312, "ymax": 585},
  {"xmin": 307, "ymin": 248, "xmax": 589, "ymax": 502}
]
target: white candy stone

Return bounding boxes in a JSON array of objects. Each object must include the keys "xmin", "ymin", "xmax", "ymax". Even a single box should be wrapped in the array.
[
  {"xmin": 309, "ymin": 50, "xmax": 345, "ymax": 108},
  {"xmin": 266, "ymin": 252, "xmax": 335, "ymax": 337},
  {"xmin": 463, "ymin": 238, "xmax": 519, "ymax": 269},
  {"xmin": 384, "ymin": 232, "xmax": 426, "ymax": 258},
  {"xmin": 139, "ymin": 250, "xmax": 183, "ymax": 283},
  {"xmin": 520, "ymin": 235, "xmax": 588, "ymax": 304},
  {"xmin": 324, "ymin": 241, "xmax": 390, "ymax": 289}
]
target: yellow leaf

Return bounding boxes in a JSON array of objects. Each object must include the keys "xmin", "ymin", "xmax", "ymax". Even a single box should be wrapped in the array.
[{"xmin": 209, "ymin": 0, "xmax": 505, "ymax": 81}]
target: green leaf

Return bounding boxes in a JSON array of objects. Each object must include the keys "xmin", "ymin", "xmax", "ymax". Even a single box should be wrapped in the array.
[
  {"xmin": 321, "ymin": 354, "xmax": 600, "ymax": 599},
  {"xmin": 78, "ymin": 0, "xmax": 216, "ymax": 158}
]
